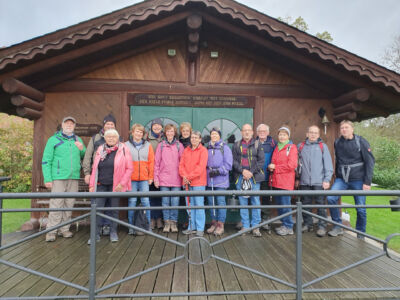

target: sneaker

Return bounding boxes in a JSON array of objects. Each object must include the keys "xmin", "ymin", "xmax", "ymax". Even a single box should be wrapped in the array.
[
  {"xmin": 182, "ymin": 229, "xmax": 196, "ymax": 235},
  {"xmin": 328, "ymin": 226, "xmax": 344, "ymax": 237},
  {"xmin": 262, "ymin": 223, "xmax": 271, "ymax": 231},
  {"xmin": 45, "ymin": 233, "xmax": 56, "ymax": 242},
  {"xmin": 357, "ymin": 233, "xmax": 365, "ymax": 240},
  {"xmin": 58, "ymin": 231, "xmax": 73, "ymax": 238},
  {"xmin": 87, "ymin": 234, "xmax": 101, "ymax": 245},
  {"xmin": 252, "ymin": 228, "xmax": 262, "ymax": 237},
  {"xmin": 302, "ymin": 225, "xmax": 313, "ymax": 232},
  {"xmin": 136, "ymin": 230, "xmax": 145, "ymax": 236},
  {"xmin": 316, "ymin": 227, "xmax": 326, "ymax": 237},
  {"xmin": 170, "ymin": 221, "xmax": 178, "ymax": 233},
  {"xmin": 276, "ymin": 226, "xmax": 294, "ymax": 236},
  {"xmin": 128, "ymin": 228, "xmax": 135, "ymax": 235},
  {"xmin": 196, "ymin": 231, "xmax": 204, "ymax": 237},
  {"xmin": 110, "ymin": 232, "xmax": 119, "ymax": 242},
  {"xmin": 102, "ymin": 225, "xmax": 110, "ymax": 236}
]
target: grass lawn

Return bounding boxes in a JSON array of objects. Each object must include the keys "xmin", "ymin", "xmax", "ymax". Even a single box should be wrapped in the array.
[
  {"xmin": 1, "ymin": 199, "xmax": 31, "ymax": 234},
  {"xmin": 342, "ymin": 191, "xmax": 400, "ymax": 253}
]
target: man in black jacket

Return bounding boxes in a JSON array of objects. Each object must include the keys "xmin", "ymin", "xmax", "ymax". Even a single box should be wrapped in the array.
[
  {"xmin": 232, "ymin": 124, "xmax": 265, "ymax": 237},
  {"xmin": 327, "ymin": 120, "xmax": 375, "ymax": 238}
]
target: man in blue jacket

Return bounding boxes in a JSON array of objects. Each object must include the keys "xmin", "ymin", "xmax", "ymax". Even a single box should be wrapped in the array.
[
  {"xmin": 256, "ymin": 124, "xmax": 276, "ymax": 230},
  {"xmin": 296, "ymin": 125, "xmax": 333, "ymax": 237},
  {"xmin": 327, "ymin": 120, "xmax": 375, "ymax": 238}
]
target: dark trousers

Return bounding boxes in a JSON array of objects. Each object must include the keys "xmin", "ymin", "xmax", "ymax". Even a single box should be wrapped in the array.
[
  {"xmin": 299, "ymin": 185, "xmax": 326, "ymax": 228},
  {"xmin": 93, "ymin": 184, "xmax": 119, "ymax": 234},
  {"xmin": 149, "ymin": 183, "xmax": 162, "ymax": 219},
  {"xmin": 260, "ymin": 181, "xmax": 272, "ymax": 219}
]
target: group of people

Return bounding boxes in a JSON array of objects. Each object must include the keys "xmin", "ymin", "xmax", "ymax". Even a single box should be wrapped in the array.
[{"xmin": 41, "ymin": 114, "xmax": 375, "ymax": 243}]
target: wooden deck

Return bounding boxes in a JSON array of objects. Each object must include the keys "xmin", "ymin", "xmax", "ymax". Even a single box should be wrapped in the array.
[{"xmin": 1, "ymin": 226, "xmax": 400, "ymax": 299}]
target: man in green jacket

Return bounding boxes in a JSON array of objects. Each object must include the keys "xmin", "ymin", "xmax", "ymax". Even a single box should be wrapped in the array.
[{"xmin": 42, "ymin": 116, "xmax": 86, "ymax": 242}]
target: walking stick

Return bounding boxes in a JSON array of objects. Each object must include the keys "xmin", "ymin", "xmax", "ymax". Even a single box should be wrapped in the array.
[{"xmin": 185, "ymin": 184, "xmax": 192, "ymax": 230}]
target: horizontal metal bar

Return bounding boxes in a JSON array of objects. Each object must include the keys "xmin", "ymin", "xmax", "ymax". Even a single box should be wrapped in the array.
[
  {"xmin": 2, "ymin": 189, "xmax": 400, "ymax": 199},
  {"xmin": 96, "ymin": 255, "xmax": 185, "ymax": 293},
  {"xmin": 95, "ymin": 290, "xmax": 297, "ymax": 298},
  {"xmin": 302, "ymin": 251, "xmax": 386, "ymax": 288},
  {"xmin": 0, "ymin": 213, "xmax": 90, "ymax": 251},
  {"xmin": 97, "ymin": 212, "xmax": 185, "ymax": 248},
  {"xmin": 0, "ymin": 296, "xmax": 88, "ymax": 300},
  {"xmin": 212, "ymin": 254, "xmax": 296, "ymax": 288},
  {"xmin": 0, "ymin": 258, "xmax": 89, "ymax": 293},
  {"xmin": 303, "ymin": 287, "xmax": 400, "ymax": 293}
]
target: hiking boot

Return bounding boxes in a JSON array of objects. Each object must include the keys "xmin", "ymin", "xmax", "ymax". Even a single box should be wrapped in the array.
[
  {"xmin": 214, "ymin": 222, "xmax": 224, "ymax": 236},
  {"xmin": 59, "ymin": 231, "xmax": 73, "ymax": 238},
  {"xmin": 357, "ymin": 233, "xmax": 365, "ymax": 240},
  {"xmin": 163, "ymin": 220, "xmax": 171, "ymax": 233},
  {"xmin": 182, "ymin": 229, "xmax": 196, "ymax": 235},
  {"xmin": 170, "ymin": 221, "xmax": 178, "ymax": 233},
  {"xmin": 276, "ymin": 226, "xmax": 294, "ymax": 236},
  {"xmin": 110, "ymin": 232, "xmax": 119, "ymax": 242},
  {"xmin": 328, "ymin": 226, "xmax": 344, "ymax": 237},
  {"xmin": 156, "ymin": 218, "xmax": 163, "ymax": 229},
  {"xmin": 252, "ymin": 228, "xmax": 262, "ymax": 237},
  {"xmin": 87, "ymin": 234, "xmax": 101, "ymax": 245},
  {"xmin": 150, "ymin": 219, "xmax": 156, "ymax": 230},
  {"xmin": 196, "ymin": 231, "xmax": 204, "ymax": 237},
  {"xmin": 316, "ymin": 227, "xmax": 326, "ymax": 237},
  {"xmin": 45, "ymin": 233, "xmax": 56, "ymax": 242},
  {"xmin": 207, "ymin": 221, "xmax": 217, "ymax": 234},
  {"xmin": 128, "ymin": 228, "xmax": 135, "ymax": 235},
  {"xmin": 302, "ymin": 225, "xmax": 312, "ymax": 233},
  {"xmin": 102, "ymin": 225, "xmax": 110, "ymax": 236}
]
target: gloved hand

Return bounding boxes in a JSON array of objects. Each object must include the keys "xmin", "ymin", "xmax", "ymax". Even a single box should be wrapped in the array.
[{"xmin": 209, "ymin": 168, "xmax": 220, "ymax": 178}]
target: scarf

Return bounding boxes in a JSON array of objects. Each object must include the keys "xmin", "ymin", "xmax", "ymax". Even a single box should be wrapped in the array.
[
  {"xmin": 151, "ymin": 129, "xmax": 161, "ymax": 139},
  {"xmin": 61, "ymin": 132, "xmax": 76, "ymax": 140},
  {"xmin": 277, "ymin": 140, "xmax": 290, "ymax": 151},
  {"xmin": 100, "ymin": 143, "xmax": 119, "ymax": 161}
]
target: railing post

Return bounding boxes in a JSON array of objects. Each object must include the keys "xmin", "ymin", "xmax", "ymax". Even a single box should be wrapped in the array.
[
  {"xmin": 0, "ymin": 177, "xmax": 11, "ymax": 247},
  {"xmin": 296, "ymin": 201, "xmax": 303, "ymax": 300},
  {"xmin": 88, "ymin": 201, "xmax": 97, "ymax": 300}
]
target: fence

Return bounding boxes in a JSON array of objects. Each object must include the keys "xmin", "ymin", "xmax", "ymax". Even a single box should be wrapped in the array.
[{"xmin": 0, "ymin": 187, "xmax": 399, "ymax": 300}]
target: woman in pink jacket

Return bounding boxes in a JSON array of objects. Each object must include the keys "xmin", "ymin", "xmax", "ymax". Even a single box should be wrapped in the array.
[
  {"xmin": 154, "ymin": 124, "xmax": 184, "ymax": 233},
  {"xmin": 89, "ymin": 129, "xmax": 133, "ymax": 244}
]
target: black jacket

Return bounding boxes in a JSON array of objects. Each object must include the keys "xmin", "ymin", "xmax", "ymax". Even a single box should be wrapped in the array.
[
  {"xmin": 232, "ymin": 138, "xmax": 265, "ymax": 183},
  {"xmin": 334, "ymin": 135, "xmax": 375, "ymax": 185}
]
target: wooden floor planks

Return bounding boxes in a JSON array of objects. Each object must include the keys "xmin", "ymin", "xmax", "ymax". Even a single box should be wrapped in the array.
[{"xmin": 1, "ymin": 226, "xmax": 400, "ymax": 299}]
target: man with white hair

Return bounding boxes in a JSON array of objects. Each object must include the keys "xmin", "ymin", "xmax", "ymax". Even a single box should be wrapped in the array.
[
  {"xmin": 42, "ymin": 116, "xmax": 86, "ymax": 242},
  {"xmin": 256, "ymin": 124, "xmax": 276, "ymax": 230}
]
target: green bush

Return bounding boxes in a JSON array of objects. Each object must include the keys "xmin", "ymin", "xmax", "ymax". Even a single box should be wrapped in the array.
[{"xmin": 0, "ymin": 113, "xmax": 33, "ymax": 192}]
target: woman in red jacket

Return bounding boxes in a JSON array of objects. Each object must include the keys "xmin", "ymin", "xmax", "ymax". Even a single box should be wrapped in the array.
[
  {"xmin": 268, "ymin": 125, "xmax": 298, "ymax": 236},
  {"xmin": 179, "ymin": 130, "xmax": 208, "ymax": 236}
]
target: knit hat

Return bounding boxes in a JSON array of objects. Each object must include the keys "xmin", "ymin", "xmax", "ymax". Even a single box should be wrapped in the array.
[
  {"xmin": 103, "ymin": 114, "xmax": 116, "ymax": 126},
  {"xmin": 62, "ymin": 116, "xmax": 76, "ymax": 124},
  {"xmin": 151, "ymin": 118, "xmax": 163, "ymax": 127},
  {"xmin": 210, "ymin": 127, "xmax": 221, "ymax": 138}
]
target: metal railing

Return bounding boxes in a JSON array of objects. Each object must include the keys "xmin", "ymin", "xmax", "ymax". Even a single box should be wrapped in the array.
[{"xmin": 0, "ymin": 189, "xmax": 399, "ymax": 300}]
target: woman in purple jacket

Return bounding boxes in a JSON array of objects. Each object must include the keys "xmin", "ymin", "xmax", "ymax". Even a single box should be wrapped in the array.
[
  {"xmin": 154, "ymin": 124, "xmax": 184, "ymax": 233},
  {"xmin": 206, "ymin": 127, "xmax": 233, "ymax": 236}
]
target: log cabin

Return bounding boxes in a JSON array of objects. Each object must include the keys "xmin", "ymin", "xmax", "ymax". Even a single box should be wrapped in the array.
[{"xmin": 1, "ymin": 0, "xmax": 400, "ymax": 230}]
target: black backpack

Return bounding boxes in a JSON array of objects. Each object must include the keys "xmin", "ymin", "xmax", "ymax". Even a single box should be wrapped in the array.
[{"xmin": 133, "ymin": 205, "xmax": 150, "ymax": 231}]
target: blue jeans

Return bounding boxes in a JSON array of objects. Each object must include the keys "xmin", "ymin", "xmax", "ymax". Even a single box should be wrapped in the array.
[
  {"xmin": 188, "ymin": 186, "xmax": 206, "ymax": 232},
  {"xmin": 160, "ymin": 186, "xmax": 181, "ymax": 221},
  {"xmin": 128, "ymin": 181, "xmax": 150, "ymax": 226},
  {"xmin": 274, "ymin": 192, "xmax": 294, "ymax": 229},
  {"xmin": 236, "ymin": 176, "xmax": 261, "ymax": 229},
  {"xmin": 207, "ymin": 187, "xmax": 227, "ymax": 223},
  {"xmin": 327, "ymin": 178, "xmax": 366, "ymax": 232}
]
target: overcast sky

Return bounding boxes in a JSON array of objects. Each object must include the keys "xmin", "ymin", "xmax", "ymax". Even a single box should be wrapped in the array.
[{"xmin": 1, "ymin": 0, "xmax": 399, "ymax": 66}]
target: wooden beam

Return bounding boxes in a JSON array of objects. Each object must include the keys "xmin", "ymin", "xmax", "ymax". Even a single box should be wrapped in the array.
[
  {"xmin": 332, "ymin": 88, "xmax": 370, "ymax": 108},
  {"xmin": 333, "ymin": 102, "xmax": 362, "ymax": 115},
  {"xmin": 187, "ymin": 14, "xmax": 202, "ymax": 31},
  {"xmin": 11, "ymin": 95, "xmax": 44, "ymax": 111},
  {"xmin": 333, "ymin": 111, "xmax": 357, "ymax": 122},
  {"xmin": 16, "ymin": 107, "xmax": 42, "ymax": 120},
  {"xmin": 0, "ymin": 11, "xmax": 191, "ymax": 83},
  {"xmin": 360, "ymin": 103, "xmax": 390, "ymax": 117},
  {"xmin": 46, "ymin": 79, "xmax": 327, "ymax": 98},
  {"xmin": 2, "ymin": 78, "xmax": 45, "ymax": 101}
]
